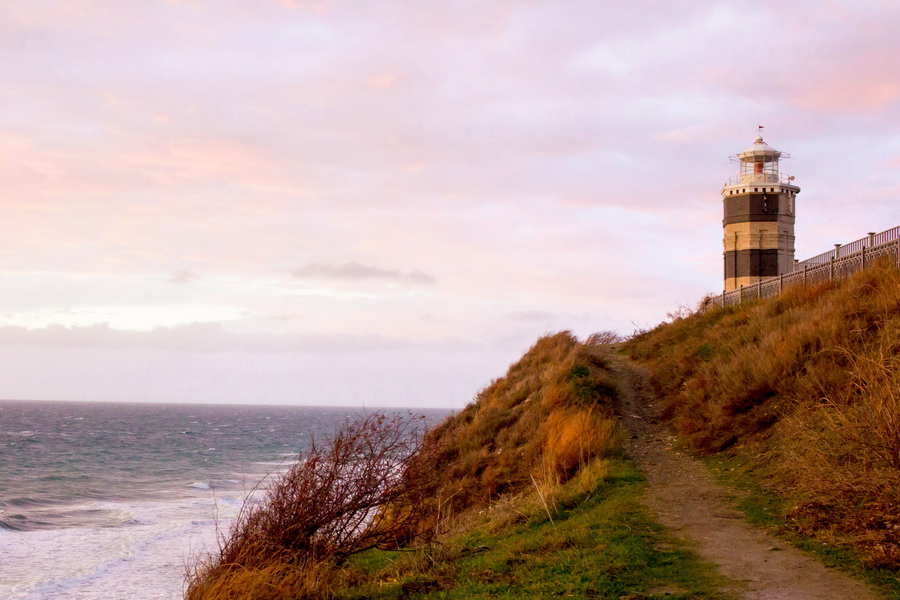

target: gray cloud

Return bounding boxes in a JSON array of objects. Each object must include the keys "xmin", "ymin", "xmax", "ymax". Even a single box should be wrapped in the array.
[
  {"xmin": 291, "ymin": 262, "xmax": 436, "ymax": 285},
  {"xmin": 0, "ymin": 323, "xmax": 497, "ymax": 355},
  {"xmin": 0, "ymin": 323, "xmax": 411, "ymax": 353},
  {"xmin": 508, "ymin": 310, "xmax": 560, "ymax": 322},
  {"xmin": 169, "ymin": 270, "xmax": 200, "ymax": 284},
  {"xmin": 507, "ymin": 310, "xmax": 597, "ymax": 324}
]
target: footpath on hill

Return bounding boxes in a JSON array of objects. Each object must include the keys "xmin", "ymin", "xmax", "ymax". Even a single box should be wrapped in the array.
[{"xmin": 609, "ymin": 353, "xmax": 879, "ymax": 600}]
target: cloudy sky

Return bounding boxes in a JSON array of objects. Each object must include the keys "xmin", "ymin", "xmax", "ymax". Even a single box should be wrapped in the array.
[{"xmin": 2, "ymin": 0, "xmax": 899, "ymax": 407}]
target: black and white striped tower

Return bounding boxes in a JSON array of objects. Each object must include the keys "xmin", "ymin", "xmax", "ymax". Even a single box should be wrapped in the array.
[{"xmin": 722, "ymin": 130, "xmax": 800, "ymax": 292}]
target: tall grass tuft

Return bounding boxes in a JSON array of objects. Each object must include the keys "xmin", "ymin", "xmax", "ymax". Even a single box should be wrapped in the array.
[{"xmin": 542, "ymin": 406, "xmax": 617, "ymax": 479}]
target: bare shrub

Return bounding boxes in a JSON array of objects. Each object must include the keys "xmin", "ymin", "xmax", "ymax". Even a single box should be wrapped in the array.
[
  {"xmin": 665, "ymin": 304, "xmax": 694, "ymax": 322},
  {"xmin": 585, "ymin": 330, "xmax": 623, "ymax": 345},
  {"xmin": 187, "ymin": 412, "xmax": 440, "ymax": 599}
]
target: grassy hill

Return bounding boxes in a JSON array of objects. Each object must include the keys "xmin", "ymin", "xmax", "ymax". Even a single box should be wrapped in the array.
[
  {"xmin": 421, "ymin": 331, "xmax": 620, "ymax": 516},
  {"xmin": 625, "ymin": 259, "xmax": 900, "ymax": 571},
  {"xmin": 185, "ymin": 332, "xmax": 729, "ymax": 599},
  {"xmin": 186, "ymin": 261, "xmax": 900, "ymax": 598}
]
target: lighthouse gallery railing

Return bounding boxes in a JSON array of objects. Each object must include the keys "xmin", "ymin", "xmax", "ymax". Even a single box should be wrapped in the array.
[{"xmin": 708, "ymin": 225, "xmax": 900, "ymax": 308}]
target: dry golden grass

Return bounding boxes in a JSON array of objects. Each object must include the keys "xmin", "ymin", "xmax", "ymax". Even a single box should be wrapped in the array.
[
  {"xmin": 422, "ymin": 331, "xmax": 621, "ymax": 517},
  {"xmin": 542, "ymin": 406, "xmax": 617, "ymax": 479},
  {"xmin": 625, "ymin": 259, "xmax": 900, "ymax": 566},
  {"xmin": 186, "ymin": 560, "xmax": 337, "ymax": 600}
]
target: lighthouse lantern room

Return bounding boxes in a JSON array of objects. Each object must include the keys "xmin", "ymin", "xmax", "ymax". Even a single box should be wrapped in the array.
[{"xmin": 722, "ymin": 131, "xmax": 800, "ymax": 292}]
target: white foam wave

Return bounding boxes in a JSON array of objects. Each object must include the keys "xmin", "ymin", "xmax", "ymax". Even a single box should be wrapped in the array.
[{"xmin": 0, "ymin": 490, "xmax": 245, "ymax": 600}]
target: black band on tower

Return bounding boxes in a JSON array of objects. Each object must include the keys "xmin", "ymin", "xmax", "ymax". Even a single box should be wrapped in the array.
[
  {"xmin": 723, "ymin": 193, "xmax": 789, "ymax": 226},
  {"xmin": 724, "ymin": 249, "xmax": 780, "ymax": 280}
]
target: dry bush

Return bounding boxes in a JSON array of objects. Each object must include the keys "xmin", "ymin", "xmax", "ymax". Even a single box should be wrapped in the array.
[
  {"xmin": 585, "ymin": 330, "xmax": 624, "ymax": 345},
  {"xmin": 666, "ymin": 304, "xmax": 695, "ymax": 322},
  {"xmin": 186, "ymin": 413, "xmax": 440, "ymax": 600}
]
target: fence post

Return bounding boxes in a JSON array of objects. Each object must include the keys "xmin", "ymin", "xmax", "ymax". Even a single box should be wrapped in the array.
[
  {"xmin": 830, "ymin": 256, "xmax": 835, "ymax": 280},
  {"xmin": 721, "ymin": 289, "xmax": 725, "ymax": 307},
  {"xmin": 869, "ymin": 232, "xmax": 876, "ymax": 247},
  {"xmin": 804, "ymin": 265, "xmax": 808, "ymax": 285},
  {"xmin": 779, "ymin": 273, "xmax": 784, "ymax": 294},
  {"xmin": 862, "ymin": 245, "xmax": 867, "ymax": 269},
  {"xmin": 757, "ymin": 278, "xmax": 762, "ymax": 300},
  {"xmin": 739, "ymin": 285, "xmax": 743, "ymax": 305}
]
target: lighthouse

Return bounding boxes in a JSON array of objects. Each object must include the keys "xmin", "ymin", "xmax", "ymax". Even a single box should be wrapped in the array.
[{"xmin": 722, "ymin": 132, "xmax": 800, "ymax": 292}]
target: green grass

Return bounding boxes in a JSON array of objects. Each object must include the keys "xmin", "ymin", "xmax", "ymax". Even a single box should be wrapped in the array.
[
  {"xmin": 703, "ymin": 453, "xmax": 900, "ymax": 599},
  {"xmin": 342, "ymin": 460, "xmax": 735, "ymax": 600}
]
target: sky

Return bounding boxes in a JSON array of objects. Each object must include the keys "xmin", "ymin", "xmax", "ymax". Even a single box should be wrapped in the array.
[{"xmin": 2, "ymin": 0, "xmax": 900, "ymax": 407}]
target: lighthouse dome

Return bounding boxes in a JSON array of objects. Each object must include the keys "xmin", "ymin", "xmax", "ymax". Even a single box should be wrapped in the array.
[{"xmin": 737, "ymin": 135, "xmax": 782, "ymax": 161}]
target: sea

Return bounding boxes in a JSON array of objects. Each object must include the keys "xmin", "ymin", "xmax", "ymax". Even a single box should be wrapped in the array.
[{"xmin": 0, "ymin": 400, "xmax": 450, "ymax": 600}]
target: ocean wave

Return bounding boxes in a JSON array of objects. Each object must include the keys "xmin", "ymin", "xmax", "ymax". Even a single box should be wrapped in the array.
[
  {"xmin": 3, "ymin": 497, "xmax": 47, "ymax": 508},
  {"xmin": 0, "ymin": 515, "xmax": 29, "ymax": 532},
  {"xmin": 0, "ymin": 502, "xmax": 137, "ymax": 532}
]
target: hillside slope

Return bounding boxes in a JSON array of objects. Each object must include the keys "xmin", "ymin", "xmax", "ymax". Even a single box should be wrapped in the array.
[
  {"xmin": 186, "ymin": 332, "xmax": 733, "ymax": 599},
  {"xmin": 625, "ymin": 259, "xmax": 900, "ymax": 569},
  {"xmin": 421, "ymin": 331, "xmax": 620, "ymax": 517},
  {"xmin": 187, "ymin": 265, "xmax": 900, "ymax": 599}
]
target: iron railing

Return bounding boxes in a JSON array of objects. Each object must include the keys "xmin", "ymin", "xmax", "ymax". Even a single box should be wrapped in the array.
[
  {"xmin": 707, "ymin": 225, "xmax": 900, "ymax": 309},
  {"xmin": 725, "ymin": 173, "xmax": 797, "ymax": 187}
]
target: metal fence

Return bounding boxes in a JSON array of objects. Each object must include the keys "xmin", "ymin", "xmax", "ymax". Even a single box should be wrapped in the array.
[{"xmin": 708, "ymin": 226, "xmax": 900, "ymax": 309}]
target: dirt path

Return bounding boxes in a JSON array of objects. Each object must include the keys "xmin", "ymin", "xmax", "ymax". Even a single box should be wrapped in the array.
[{"xmin": 610, "ymin": 354, "xmax": 879, "ymax": 600}]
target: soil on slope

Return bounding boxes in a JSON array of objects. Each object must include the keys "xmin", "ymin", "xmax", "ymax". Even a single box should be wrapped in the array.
[{"xmin": 611, "ymin": 353, "xmax": 880, "ymax": 600}]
